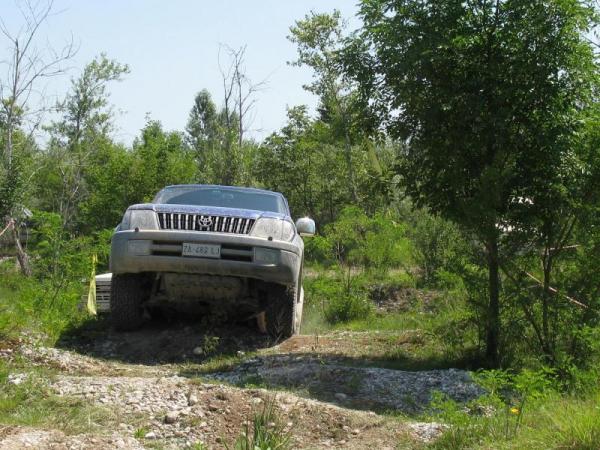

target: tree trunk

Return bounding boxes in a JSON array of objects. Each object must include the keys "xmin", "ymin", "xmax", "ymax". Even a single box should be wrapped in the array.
[
  {"xmin": 11, "ymin": 222, "xmax": 32, "ymax": 277},
  {"xmin": 485, "ymin": 237, "xmax": 500, "ymax": 367},
  {"xmin": 341, "ymin": 107, "xmax": 358, "ymax": 203},
  {"xmin": 541, "ymin": 253, "xmax": 555, "ymax": 363}
]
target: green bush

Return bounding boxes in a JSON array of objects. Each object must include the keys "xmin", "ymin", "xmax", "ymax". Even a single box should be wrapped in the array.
[
  {"xmin": 304, "ymin": 272, "xmax": 373, "ymax": 324},
  {"xmin": 0, "ymin": 211, "xmax": 112, "ymax": 343},
  {"xmin": 324, "ymin": 292, "xmax": 372, "ymax": 324},
  {"xmin": 407, "ymin": 209, "xmax": 468, "ymax": 286},
  {"xmin": 305, "ymin": 206, "xmax": 412, "ymax": 271}
]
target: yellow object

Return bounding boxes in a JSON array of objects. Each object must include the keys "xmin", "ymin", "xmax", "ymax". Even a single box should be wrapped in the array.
[
  {"xmin": 510, "ymin": 407, "xmax": 520, "ymax": 415},
  {"xmin": 86, "ymin": 254, "xmax": 98, "ymax": 316}
]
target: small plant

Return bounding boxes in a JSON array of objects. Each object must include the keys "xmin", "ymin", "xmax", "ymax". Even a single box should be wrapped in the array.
[
  {"xmin": 197, "ymin": 335, "xmax": 220, "ymax": 355},
  {"xmin": 133, "ymin": 426, "xmax": 149, "ymax": 439},
  {"xmin": 187, "ymin": 442, "xmax": 209, "ymax": 450},
  {"xmin": 227, "ymin": 398, "xmax": 291, "ymax": 450},
  {"xmin": 241, "ymin": 375, "xmax": 266, "ymax": 389}
]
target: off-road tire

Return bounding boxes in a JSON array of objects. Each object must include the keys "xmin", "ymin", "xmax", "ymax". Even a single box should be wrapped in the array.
[
  {"xmin": 111, "ymin": 274, "xmax": 148, "ymax": 331},
  {"xmin": 265, "ymin": 283, "xmax": 298, "ymax": 340}
]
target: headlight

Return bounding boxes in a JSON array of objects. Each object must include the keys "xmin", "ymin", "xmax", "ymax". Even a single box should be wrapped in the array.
[
  {"xmin": 120, "ymin": 209, "xmax": 159, "ymax": 231},
  {"xmin": 250, "ymin": 218, "xmax": 295, "ymax": 241}
]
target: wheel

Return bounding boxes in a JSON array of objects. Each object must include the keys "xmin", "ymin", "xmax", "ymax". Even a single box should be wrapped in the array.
[
  {"xmin": 111, "ymin": 274, "xmax": 148, "ymax": 331},
  {"xmin": 265, "ymin": 283, "xmax": 300, "ymax": 340}
]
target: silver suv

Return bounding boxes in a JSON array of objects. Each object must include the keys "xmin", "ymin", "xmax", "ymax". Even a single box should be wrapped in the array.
[{"xmin": 109, "ymin": 185, "xmax": 315, "ymax": 338}]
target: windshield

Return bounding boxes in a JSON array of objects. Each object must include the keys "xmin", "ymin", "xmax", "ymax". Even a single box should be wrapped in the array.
[{"xmin": 153, "ymin": 187, "xmax": 287, "ymax": 214}]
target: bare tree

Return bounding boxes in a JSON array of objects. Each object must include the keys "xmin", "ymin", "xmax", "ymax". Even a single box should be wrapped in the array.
[
  {"xmin": 217, "ymin": 44, "xmax": 267, "ymax": 184},
  {"xmin": 217, "ymin": 45, "xmax": 237, "ymax": 185},
  {"xmin": 0, "ymin": 0, "xmax": 76, "ymax": 275},
  {"xmin": 228, "ymin": 45, "xmax": 267, "ymax": 147}
]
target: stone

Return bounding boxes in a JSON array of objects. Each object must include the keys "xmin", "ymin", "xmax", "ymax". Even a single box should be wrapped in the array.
[
  {"xmin": 164, "ymin": 411, "xmax": 179, "ymax": 424},
  {"xmin": 144, "ymin": 431, "xmax": 157, "ymax": 439},
  {"xmin": 188, "ymin": 394, "xmax": 199, "ymax": 406},
  {"xmin": 7, "ymin": 373, "xmax": 27, "ymax": 385}
]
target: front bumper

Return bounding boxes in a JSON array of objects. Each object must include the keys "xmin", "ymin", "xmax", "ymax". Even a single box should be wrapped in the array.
[{"xmin": 110, "ymin": 230, "xmax": 301, "ymax": 285}]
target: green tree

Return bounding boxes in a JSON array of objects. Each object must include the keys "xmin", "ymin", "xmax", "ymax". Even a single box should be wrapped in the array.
[
  {"xmin": 186, "ymin": 89, "xmax": 219, "ymax": 172},
  {"xmin": 76, "ymin": 141, "xmax": 134, "ymax": 232},
  {"xmin": 130, "ymin": 120, "xmax": 196, "ymax": 202},
  {"xmin": 0, "ymin": 0, "xmax": 75, "ymax": 275},
  {"xmin": 185, "ymin": 89, "xmax": 241, "ymax": 185},
  {"xmin": 350, "ymin": 0, "xmax": 599, "ymax": 366},
  {"xmin": 41, "ymin": 55, "xmax": 129, "ymax": 228},
  {"xmin": 289, "ymin": 10, "xmax": 366, "ymax": 203},
  {"xmin": 255, "ymin": 106, "xmax": 369, "ymax": 224}
]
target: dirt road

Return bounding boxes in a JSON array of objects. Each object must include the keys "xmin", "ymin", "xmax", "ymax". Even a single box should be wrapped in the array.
[{"xmin": 0, "ymin": 320, "xmax": 482, "ymax": 449}]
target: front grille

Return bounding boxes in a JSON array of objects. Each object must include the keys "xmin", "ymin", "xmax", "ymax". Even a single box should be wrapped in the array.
[{"xmin": 157, "ymin": 213, "xmax": 255, "ymax": 234}]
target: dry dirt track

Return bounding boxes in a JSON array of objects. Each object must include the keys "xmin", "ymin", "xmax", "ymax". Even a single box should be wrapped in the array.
[{"xmin": 0, "ymin": 321, "xmax": 481, "ymax": 449}]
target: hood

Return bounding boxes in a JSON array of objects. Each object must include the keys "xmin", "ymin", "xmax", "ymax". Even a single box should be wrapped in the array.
[{"xmin": 128, "ymin": 203, "xmax": 289, "ymax": 221}]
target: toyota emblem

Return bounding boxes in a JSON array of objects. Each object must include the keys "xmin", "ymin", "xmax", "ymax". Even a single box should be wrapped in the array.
[{"xmin": 198, "ymin": 216, "xmax": 213, "ymax": 228}]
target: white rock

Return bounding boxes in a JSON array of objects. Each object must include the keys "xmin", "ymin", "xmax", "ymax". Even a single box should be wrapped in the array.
[
  {"xmin": 193, "ymin": 347, "xmax": 204, "ymax": 356},
  {"xmin": 188, "ymin": 394, "xmax": 199, "ymax": 406},
  {"xmin": 7, "ymin": 373, "xmax": 27, "ymax": 385},
  {"xmin": 144, "ymin": 431, "xmax": 157, "ymax": 439}
]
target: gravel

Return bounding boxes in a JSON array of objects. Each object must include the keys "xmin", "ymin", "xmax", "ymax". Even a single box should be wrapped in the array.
[
  {"xmin": 0, "ymin": 427, "xmax": 145, "ymax": 450},
  {"xmin": 210, "ymin": 355, "xmax": 484, "ymax": 413}
]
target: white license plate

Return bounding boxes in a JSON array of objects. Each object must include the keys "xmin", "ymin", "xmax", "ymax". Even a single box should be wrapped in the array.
[{"xmin": 182, "ymin": 243, "xmax": 221, "ymax": 259}]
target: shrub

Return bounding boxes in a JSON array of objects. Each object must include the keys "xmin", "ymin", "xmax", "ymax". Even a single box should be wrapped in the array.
[
  {"xmin": 304, "ymin": 272, "xmax": 373, "ymax": 324},
  {"xmin": 324, "ymin": 292, "xmax": 372, "ymax": 324},
  {"xmin": 408, "ymin": 209, "xmax": 468, "ymax": 286},
  {"xmin": 305, "ymin": 206, "xmax": 412, "ymax": 271},
  {"xmin": 0, "ymin": 210, "xmax": 112, "ymax": 342}
]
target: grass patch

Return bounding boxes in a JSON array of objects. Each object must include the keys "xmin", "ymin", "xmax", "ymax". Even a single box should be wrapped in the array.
[
  {"xmin": 0, "ymin": 267, "xmax": 89, "ymax": 345},
  {"xmin": 178, "ymin": 351, "xmax": 258, "ymax": 378},
  {"xmin": 428, "ymin": 383, "xmax": 600, "ymax": 450},
  {"xmin": 0, "ymin": 361, "xmax": 117, "ymax": 434}
]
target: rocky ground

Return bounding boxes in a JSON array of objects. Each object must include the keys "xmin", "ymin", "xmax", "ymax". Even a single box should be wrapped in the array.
[{"xmin": 0, "ymin": 320, "xmax": 483, "ymax": 449}]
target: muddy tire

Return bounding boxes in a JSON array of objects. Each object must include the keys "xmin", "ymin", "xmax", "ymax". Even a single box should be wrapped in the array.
[
  {"xmin": 265, "ymin": 283, "xmax": 298, "ymax": 340},
  {"xmin": 111, "ymin": 274, "xmax": 148, "ymax": 331}
]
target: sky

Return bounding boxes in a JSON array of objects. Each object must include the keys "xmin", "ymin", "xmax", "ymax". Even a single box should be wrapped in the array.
[{"xmin": 1, "ymin": 0, "xmax": 361, "ymax": 145}]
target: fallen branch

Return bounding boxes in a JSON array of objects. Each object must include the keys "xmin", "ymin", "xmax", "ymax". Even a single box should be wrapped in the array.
[
  {"xmin": 523, "ymin": 271, "xmax": 588, "ymax": 309},
  {"xmin": 0, "ymin": 219, "xmax": 14, "ymax": 238},
  {"xmin": 500, "ymin": 261, "xmax": 588, "ymax": 309}
]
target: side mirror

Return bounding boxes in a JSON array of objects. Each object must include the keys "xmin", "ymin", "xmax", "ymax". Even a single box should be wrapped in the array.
[{"xmin": 295, "ymin": 217, "xmax": 315, "ymax": 237}]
